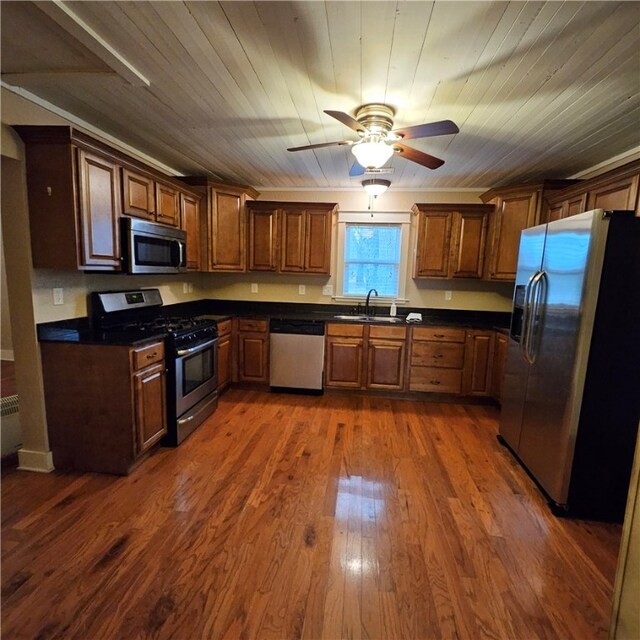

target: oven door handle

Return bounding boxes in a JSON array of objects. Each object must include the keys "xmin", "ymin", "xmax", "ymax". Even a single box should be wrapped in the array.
[{"xmin": 176, "ymin": 338, "xmax": 217, "ymax": 357}]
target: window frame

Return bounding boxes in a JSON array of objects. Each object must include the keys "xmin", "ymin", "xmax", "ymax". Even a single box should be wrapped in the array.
[{"xmin": 334, "ymin": 211, "xmax": 411, "ymax": 303}]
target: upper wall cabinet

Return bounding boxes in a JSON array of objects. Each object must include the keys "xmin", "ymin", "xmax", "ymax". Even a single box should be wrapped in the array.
[
  {"xmin": 179, "ymin": 177, "xmax": 260, "ymax": 272},
  {"xmin": 412, "ymin": 204, "xmax": 493, "ymax": 279},
  {"xmin": 545, "ymin": 160, "xmax": 640, "ymax": 222},
  {"xmin": 15, "ymin": 126, "xmax": 201, "ymax": 272},
  {"xmin": 480, "ymin": 180, "xmax": 576, "ymax": 281},
  {"xmin": 246, "ymin": 202, "xmax": 336, "ymax": 275},
  {"xmin": 122, "ymin": 168, "xmax": 181, "ymax": 227}
]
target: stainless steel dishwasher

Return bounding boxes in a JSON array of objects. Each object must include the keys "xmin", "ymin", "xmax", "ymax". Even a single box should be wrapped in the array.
[{"xmin": 269, "ymin": 319, "xmax": 325, "ymax": 393}]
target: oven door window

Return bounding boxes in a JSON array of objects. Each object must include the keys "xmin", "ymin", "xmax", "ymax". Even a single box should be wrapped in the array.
[{"xmin": 182, "ymin": 348, "xmax": 214, "ymax": 396}]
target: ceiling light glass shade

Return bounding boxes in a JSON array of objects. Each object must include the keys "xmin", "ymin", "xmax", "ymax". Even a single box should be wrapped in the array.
[
  {"xmin": 362, "ymin": 179, "xmax": 391, "ymax": 197},
  {"xmin": 351, "ymin": 139, "xmax": 394, "ymax": 168}
]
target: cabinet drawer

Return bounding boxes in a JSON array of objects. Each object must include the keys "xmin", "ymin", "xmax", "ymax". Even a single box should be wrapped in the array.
[
  {"xmin": 409, "ymin": 367, "xmax": 462, "ymax": 393},
  {"xmin": 412, "ymin": 326, "xmax": 465, "ymax": 343},
  {"xmin": 411, "ymin": 341, "xmax": 464, "ymax": 368},
  {"xmin": 217, "ymin": 319, "xmax": 232, "ymax": 337},
  {"xmin": 327, "ymin": 323, "xmax": 364, "ymax": 338},
  {"xmin": 132, "ymin": 341, "xmax": 164, "ymax": 371},
  {"xmin": 238, "ymin": 318, "xmax": 268, "ymax": 333},
  {"xmin": 369, "ymin": 325, "xmax": 407, "ymax": 340}
]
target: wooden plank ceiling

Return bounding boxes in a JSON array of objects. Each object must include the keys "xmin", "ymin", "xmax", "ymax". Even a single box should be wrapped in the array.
[{"xmin": 1, "ymin": 1, "xmax": 639, "ymax": 190}]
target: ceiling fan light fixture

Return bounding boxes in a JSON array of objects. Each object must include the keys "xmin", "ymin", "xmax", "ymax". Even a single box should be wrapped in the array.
[
  {"xmin": 351, "ymin": 138, "xmax": 394, "ymax": 169},
  {"xmin": 362, "ymin": 179, "xmax": 391, "ymax": 197}
]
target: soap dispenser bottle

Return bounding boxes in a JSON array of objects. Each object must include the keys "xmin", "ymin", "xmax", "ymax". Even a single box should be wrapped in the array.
[{"xmin": 390, "ymin": 299, "xmax": 397, "ymax": 317}]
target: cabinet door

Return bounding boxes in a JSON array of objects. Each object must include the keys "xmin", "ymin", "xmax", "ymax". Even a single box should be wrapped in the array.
[
  {"xmin": 491, "ymin": 332, "xmax": 509, "ymax": 401},
  {"xmin": 566, "ymin": 193, "xmax": 588, "ymax": 217},
  {"xmin": 134, "ymin": 363, "xmax": 167, "ymax": 455},
  {"xmin": 155, "ymin": 182, "xmax": 180, "ymax": 226},
  {"xmin": 414, "ymin": 210, "xmax": 452, "ymax": 277},
  {"xmin": 210, "ymin": 189, "xmax": 246, "ymax": 271},
  {"xmin": 488, "ymin": 192, "xmax": 538, "ymax": 280},
  {"xmin": 217, "ymin": 334, "xmax": 232, "ymax": 392},
  {"xmin": 248, "ymin": 207, "xmax": 278, "ymax": 271},
  {"xmin": 587, "ymin": 174, "xmax": 639, "ymax": 213},
  {"xmin": 450, "ymin": 209, "xmax": 488, "ymax": 278},
  {"xmin": 238, "ymin": 333, "xmax": 269, "ymax": 382},
  {"xmin": 122, "ymin": 168, "xmax": 155, "ymax": 220},
  {"xmin": 462, "ymin": 330, "xmax": 495, "ymax": 396},
  {"xmin": 181, "ymin": 193, "xmax": 200, "ymax": 270},
  {"xmin": 367, "ymin": 339, "xmax": 405, "ymax": 390},
  {"xmin": 305, "ymin": 210, "xmax": 332, "ymax": 273},
  {"xmin": 76, "ymin": 149, "xmax": 122, "ymax": 269},
  {"xmin": 325, "ymin": 337, "xmax": 364, "ymax": 388},
  {"xmin": 280, "ymin": 209, "xmax": 306, "ymax": 272}
]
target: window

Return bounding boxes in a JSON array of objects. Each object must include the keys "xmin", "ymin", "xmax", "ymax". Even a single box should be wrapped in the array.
[{"xmin": 335, "ymin": 211, "xmax": 411, "ymax": 301}]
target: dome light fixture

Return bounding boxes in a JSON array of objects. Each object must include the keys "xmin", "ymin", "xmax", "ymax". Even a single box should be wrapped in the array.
[
  {"xmin": 362, "ymin": 179, "xmax": 391, "ymax": 197},
  {"xmin": 351, "ymin": 135, "xmax": 395, "ymax": 169}
]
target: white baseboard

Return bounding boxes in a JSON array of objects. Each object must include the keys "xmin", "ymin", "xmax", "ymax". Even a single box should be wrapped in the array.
[
  {"xmin": 1, "ymin": 349, "xmax": 15, "ymax": 361},
  {"xmin": 17, "ymin": 448, "xmax": 54, "ymax": 473}
]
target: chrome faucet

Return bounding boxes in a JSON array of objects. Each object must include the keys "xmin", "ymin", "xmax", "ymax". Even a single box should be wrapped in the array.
[{"xmin": 364, "ymin": 288, "xmax": 378, "ymax": 316}]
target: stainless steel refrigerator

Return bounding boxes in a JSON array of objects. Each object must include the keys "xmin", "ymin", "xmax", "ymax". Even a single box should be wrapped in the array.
[{"xmin": 499, "ymin": 209, "xmax": 639, "ymax": 521}]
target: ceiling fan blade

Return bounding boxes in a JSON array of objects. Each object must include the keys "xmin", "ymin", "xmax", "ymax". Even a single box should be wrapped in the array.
[
  {"xmin": 349, "ymin": 161, "xmax": 366, "ymax": 177},
  {"xmin": 391, "ymin": 120, "xmax": 459, "ymax": 140},
  {"xmin": 393, "ymin": 143, "xmax": 445, "ymax": 170},
  {"xmin": 324, "ymin": 110, "xmax": 367, "ymax": 134},
  {"xmin": 287, "ymin": 140, "xmax": 353, "ymax": 152}
]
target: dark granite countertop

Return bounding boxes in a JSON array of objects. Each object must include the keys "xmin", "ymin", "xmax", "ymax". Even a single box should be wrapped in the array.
[{"xmin": 37, "ymin": 299, "xmax": 511, "ymax": 345}]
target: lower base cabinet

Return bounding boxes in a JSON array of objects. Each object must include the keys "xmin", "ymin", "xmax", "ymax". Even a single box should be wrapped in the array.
[
  {"xmin": 40, "ymin": 340, "xmax": 167, "ymax": 474},
  {"xmin": 216, "ymin": 319, "xmax": 233, "ymax": 393},
  {"xmin": 237, "ymin": 318, "xmax": 269, "ymax": 383},
  {"xmin": 462, "ymin": 330, "xmax": 495, "ymax": 396},
  {"xmin": 325, "ymin": 323, "xmax": 407, "ymax": 390},
  {"xmin": 491, "ymin": 332, "xmax": 509, "ymax": 402}
]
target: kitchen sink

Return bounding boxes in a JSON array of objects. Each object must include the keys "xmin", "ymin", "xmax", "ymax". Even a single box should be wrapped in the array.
[{"xmin": 333, "ymin": 315, "xmax": 405, "ymax": 324}]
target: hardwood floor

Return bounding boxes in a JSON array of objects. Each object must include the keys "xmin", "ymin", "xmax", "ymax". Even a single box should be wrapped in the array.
[{"xmin": 1, "ymin": 390, "xmax": 621, "ymax": 639}]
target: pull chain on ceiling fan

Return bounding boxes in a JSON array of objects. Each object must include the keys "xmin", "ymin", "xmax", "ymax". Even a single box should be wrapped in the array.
[{"xmin": 287, "ymin": 104, "xmax": 459, "ymax": 174}]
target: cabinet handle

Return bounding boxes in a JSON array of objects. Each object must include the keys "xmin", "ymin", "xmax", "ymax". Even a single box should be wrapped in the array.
[
  {"xmin": 434, "ymin": 354, "xmax": 443, "ymax": 359},
  {"xmin": 430, "ymin": 380, "xmax": 441, "ymax": 385},
  {"xmin": 146, "ymin": 352, "xmax": 157, "ymax": 359},
  {"xmin": 433, "ymin": 334, "xmax": 445, "ymax": 338}
]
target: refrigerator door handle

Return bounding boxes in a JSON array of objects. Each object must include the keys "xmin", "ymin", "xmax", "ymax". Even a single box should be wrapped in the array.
[
  {"xmin": 521, "ymin": 271, "xmax": 538, "ymax": 362},
  {"xmin": 525, "ymin": 270, "xmax": 547, "ymax": 363}
]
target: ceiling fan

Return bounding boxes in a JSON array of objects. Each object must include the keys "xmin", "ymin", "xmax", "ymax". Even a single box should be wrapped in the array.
[{"xmin": 287, "ymin": 104, "xmax": 459, "ymax": 176}]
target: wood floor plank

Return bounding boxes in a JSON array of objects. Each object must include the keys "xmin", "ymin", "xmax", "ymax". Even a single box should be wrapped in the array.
[{"xmin": 1, "ymin": 390, "xmax": 622, "ymax": 639}]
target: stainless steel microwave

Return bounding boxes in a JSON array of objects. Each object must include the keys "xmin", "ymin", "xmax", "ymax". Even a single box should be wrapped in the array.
[{"xmin": 121, "ymin": 217, "xmax": 187, "ymax": 274}]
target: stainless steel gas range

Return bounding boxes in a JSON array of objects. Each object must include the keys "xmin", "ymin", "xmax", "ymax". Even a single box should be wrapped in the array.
[{"xmin": 90, "ymin": 289, "xmax": 218, "ymax": 445}]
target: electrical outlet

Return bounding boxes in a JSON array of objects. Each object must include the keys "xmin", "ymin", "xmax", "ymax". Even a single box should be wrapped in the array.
[
  {"xmin": 182, "ymin": 283, "xmax": 189, "ymax": 294},
  {"xmin": 52, "ymin": 288, "xmax": 64, "ymax": 305},
  {"xmin": 445, "ymin": 290, "xmax": 453, "ymax": 301},
  {"xmin": 188, "ymin": 283, "xmax": 194, "ymax": 293},
  {"xmin": 298, "ymin": 284, "xmax": 306, "ymax": 295},
  {"xmin": 322, "ymin": 284, "xmax": 333, "ymax": 296},
  {"xmin": 251, "ymin": 283, "xmax": 259, "ymax": 293}
]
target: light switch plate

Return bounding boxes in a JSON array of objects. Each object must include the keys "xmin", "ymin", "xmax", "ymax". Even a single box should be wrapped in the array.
[
  {"xmin": 52, "ymin": 288, "xmax": 64, "ymax": 305},
  {"xmin": 182, "ymin": 283, "xmax": 189, "ymax": 293},
  {"xmin": 445, "ymin": 291, "xmax": 452, "ymax": 301},
  {"xmin": 299, "ymin": 285, "xmax": 306, "ymax": 295},
  {"xmin": 251, "ymin": 283, "xmax": 259, "ymax": 293},
  {"xmin": 322, "ymin": 284, "xmax": 333, "ymax": 296}
]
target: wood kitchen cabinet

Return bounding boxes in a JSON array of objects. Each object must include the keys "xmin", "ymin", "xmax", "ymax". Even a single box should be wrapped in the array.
[
  {"xmin": 325, "ymin": 323, "xmax": 406, "ymax": 390},
  {"xmin": 216, "ymin": 318, "xmax": 233, "ymax": 394},
  {"xmin": 325, "ymin": 323, "xmax": 365, "ymax": 388},
  {"xmin": 412, "ymin": 204, "xmax": 492, "ymax": 279},
  {"xmin": 180, "ymin": 192, "xmax": 201, "ymax": 270},
  {"xmin": 462, "ymin": 330, "xmax": 495, "ymax": 397},
  {"xmin": 409, "ymin": 326, "xmax": 466, "ymax": 393},
  {"xmin": 237, "ymin": 318, "xmax": 270, "ymax": 384},
  {"xmin": 16, "ymin": 126, "xmax": 201, "ymax": 271},
  {"xmin": 39, "ymin": 339, "xmax": 167, "ymax": 474},
  {"xmin": 481, "ymin": 180, "xmax": 576, "ymax": 280},
  {"xmin": 122, "ymin": 168, "xmax": 181, "ymax": 227},
  {"xmin": 245, "ymin": 202, "xmax": 336, "ymax": 275},
  {"xmin": 179, "ymin": 178, "xmax": 260, "ymax": 272}
]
